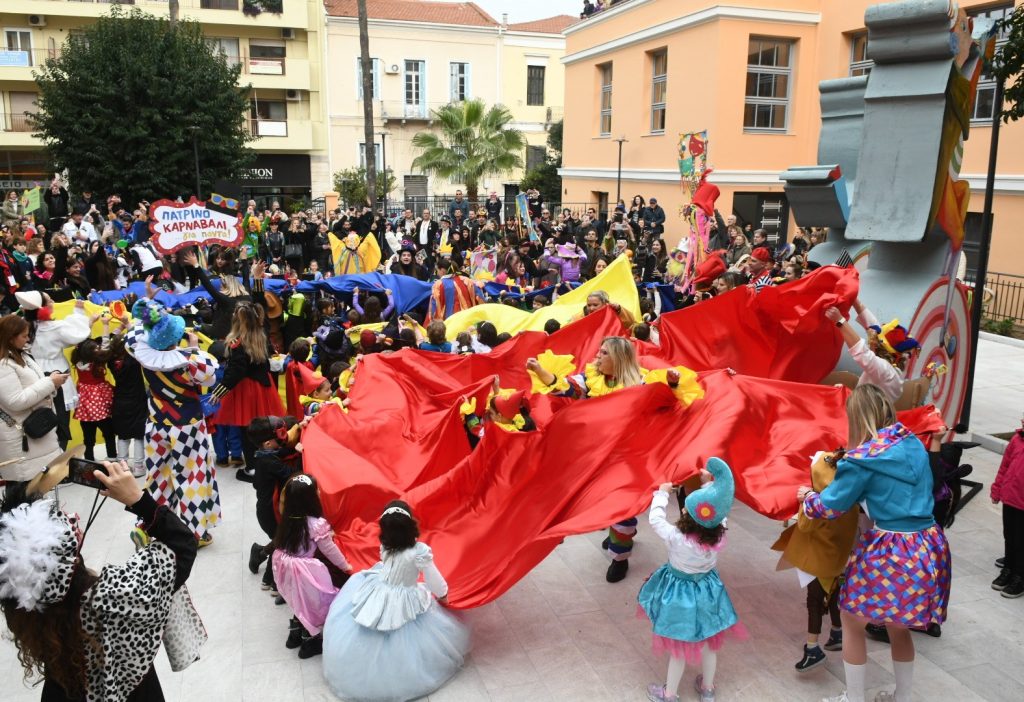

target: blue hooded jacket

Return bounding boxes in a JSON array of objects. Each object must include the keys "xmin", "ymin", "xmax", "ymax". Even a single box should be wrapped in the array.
[{"xmin": 818, "ymin": 423, "xmax": 935, "ymax": 532}]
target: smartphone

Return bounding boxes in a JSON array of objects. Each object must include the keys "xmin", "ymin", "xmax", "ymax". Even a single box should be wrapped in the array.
[{"xmin": 68, "ymin": 458, "xmax": 109, "ymax": 489}]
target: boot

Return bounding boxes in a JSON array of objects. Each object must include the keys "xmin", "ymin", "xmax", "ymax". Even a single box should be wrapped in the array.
[
  {"xmin": 285, "ymin": 617, "xmax": 303, "ymax": 649},
  {"xmin": 606, "ymin": 558, "xmax": 629, "ymax": 583},
  {"xmin": 249, "ymin": 542, "xmax": 268, "ymax": 574},
  {"xmin": 298, "ymin": 633, "xmax": 323, "ymax": 659}
]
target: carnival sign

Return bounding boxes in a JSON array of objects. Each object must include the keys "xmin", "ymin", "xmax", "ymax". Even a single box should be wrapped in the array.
[{"xmin": 148, "ymin": 197, "xmax": 243, "ymax": 254}]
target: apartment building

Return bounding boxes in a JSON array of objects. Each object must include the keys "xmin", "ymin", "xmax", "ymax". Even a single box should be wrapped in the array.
[
  {"xmin": 324, "ymin": 0, "xmax": 572, "ymax": 208},
  {"xmin": 0, "ymin": 0, "xmax": 330, "ymax": 210},
  {"xmin": 559, "ymin": 0, "xmax": 1024, "ymax": 276}
]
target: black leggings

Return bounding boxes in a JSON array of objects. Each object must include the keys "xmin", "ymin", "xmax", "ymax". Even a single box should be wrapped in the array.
[
  {"xmin": 80, "ymin": 419, "xmax": 118, "ymax": 461},
  {"xmin": 807, "ymin": 578, "xmax": 842, "ymax": 635}
]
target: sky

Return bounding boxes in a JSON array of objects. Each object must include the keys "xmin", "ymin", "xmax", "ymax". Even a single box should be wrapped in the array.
[{"xmin": 473, "ymin": 0, "xmax": 582, "ymax": 23}]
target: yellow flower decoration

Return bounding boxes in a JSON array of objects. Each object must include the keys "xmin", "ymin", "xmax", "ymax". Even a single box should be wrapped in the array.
[
  {"xmin": 529, "ymin": 349, "xmax": 577, "ymax": 394},
  {"xmin": 644, "ymin": 366, "xmax": 705, "ymax": 407}
]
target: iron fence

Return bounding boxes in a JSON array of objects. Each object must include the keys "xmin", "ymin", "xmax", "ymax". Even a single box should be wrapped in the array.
[{"xmin": 966, "ymin": 271, "xmax": 1024, "ymax": 324}]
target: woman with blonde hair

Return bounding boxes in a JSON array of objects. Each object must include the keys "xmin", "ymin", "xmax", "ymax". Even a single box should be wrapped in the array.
[
  {"xmin": 208, "ymin": 269, "xmax": 285, "ymax": 481},
  {"xmin": 527, "ymin": 336, "xmax": 690, "ymax": 583},
  {"xmin": 799, "ymin": 384, "xmax": 950, "ymax": 702}
]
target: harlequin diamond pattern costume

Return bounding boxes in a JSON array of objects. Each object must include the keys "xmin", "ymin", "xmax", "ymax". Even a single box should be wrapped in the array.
[{"xmin": 125, "ymin": 302, "xmax": 222, "ymax": 541}]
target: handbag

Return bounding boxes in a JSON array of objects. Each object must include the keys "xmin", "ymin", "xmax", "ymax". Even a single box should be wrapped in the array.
[
  {"xmin": 284, "ymin": 243, "xmax": 304, "ymax": 259},
  {"xmin": 22, "ymin": 407, "xmax": 57, "ymax": 439},
  {"xmin": 162, "ymin": 586, "xmax": 208, "ymax": 672}
]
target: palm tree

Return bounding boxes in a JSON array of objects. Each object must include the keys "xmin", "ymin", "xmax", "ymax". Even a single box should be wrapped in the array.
[{"xmin": 411, "ymin": 100, "xmax": 526, "ymax": 204}]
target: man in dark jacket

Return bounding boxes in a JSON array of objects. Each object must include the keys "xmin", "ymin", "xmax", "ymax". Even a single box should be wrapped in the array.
[
  {"xmin": 485, "ymin": 192, "xmax": 503, "ymax": 222},
  {"xmin": 43, "ymin": 180, "xmax": 70, "ymax": 232},
  {"xmin": 643, "ymin": 198, "xmax": 666, "ymax": 236}
]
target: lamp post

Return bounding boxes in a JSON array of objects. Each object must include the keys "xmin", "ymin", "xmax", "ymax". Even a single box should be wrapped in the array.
[
  {"xmin": 189, "ymin": 125, "xmax": 201, "ymax": 199},
  {"xmin": 613, "ymin": 136, "xmax": 628, "ymax": 205},
  {"xmin": 380, "ymin": 130, "xmax": 390, "ymax": 217}
]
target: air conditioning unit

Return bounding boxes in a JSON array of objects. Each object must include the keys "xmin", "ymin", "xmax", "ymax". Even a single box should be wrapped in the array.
[
  {"xmin": 281, "ymin": 28, "xmax": 295, "ymax": 40},
  {"xmin": 385, "ymin": 63, "xmax": 400, "ymax": 75},
  {"xmin": 28, "ymin": 15, "xmax": 46, "ymax": 27},
  {"xmin": 285, "ymin": 89, "xmax": 302, "ymax": 101}
]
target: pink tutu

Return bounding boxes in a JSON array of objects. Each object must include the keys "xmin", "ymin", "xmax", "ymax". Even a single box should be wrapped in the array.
[
  {"xmin": 272, "ymin": 551, "xmax": 340, "ymax": 635},
  {"xmin": 636, "ymin": 605, "xmax": 748, "ymax": 664}
]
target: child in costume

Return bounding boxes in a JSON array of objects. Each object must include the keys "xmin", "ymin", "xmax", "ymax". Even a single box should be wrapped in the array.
[
  {"xmin": 991, "ymin": 412, "xmax": 1024, "ymax": 598},
  {"xmin": 462, "ymin": 388, "xmax": 536, "ymax": 448},
  {"xmin": 247, "ymin": 415, "xmax": 303, "ymax": 590},
  {"xmin": 206, "ymin": 341, "xmax": 243, "ymax": 469},
  {"xmin": 526, "ymin": 336, "xmax": 699, "ymax": 583},
  {"xmin": 106, "ymin": 318, "xmax": 148, "ymax": 477},
  {"xmin": 70, "ymin": 337, "xmax": 117, "ymax": 462},
  {"xmin": 799, "ymin": 384, "xmax": 950, "ymax": 702},
  {"xmin": 124, "ymin": 298, "xmax": 221, "ymax": 547},
  {"xmin": 640, "ymin": 458, "xmax": 746, "ymax": 702},
  {"xmin": 272, "ymin": 473, "xmax": 352, "ymax": 660},
  {"xmin": 772, "ymin": 450, "xmax": 860, "ymax": 672},
  {"xmin": 322, "ymin": 500, "xmax": 470, "ymax": 702}
]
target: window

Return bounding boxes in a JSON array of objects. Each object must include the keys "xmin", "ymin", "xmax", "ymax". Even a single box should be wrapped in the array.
[
  {"xmin": 527, "ymin": 66, "xmax": 546, "ymax": 106},
  {"xmin": 405, "ymin": 60, "xmax": 425, "ymax": 117},
  {"xmin": 599, "ymin": 63, "xmax": 613, "ymax": 136},
  {"xmin": 4, "ymin": 29, "xmax": 32, "ymax": 67},
  {"xmin": 201, "ymin": 0, "xmax": 240, "ymax": 9},
  {"xmin": 249, "ymin": 41, "xmax": 286, "ymax": 75},
  {"xmin": 525, "ymin": 145, "xmax": 546, "ymax": 172},
  {"xmin": 359, "ymin": 143, "xmax": 382, "ymax": 171},
  {"xmin": 6, "ymin": 92, "xmax": 37, "ymax": 132},
  {"xmin": 650, "ymin": 50, "xmax": 667, "ymax": 133},
  {"xmin": 357, "ymin": 58, "xmax": 381, "ymax": 99},
  {"xmin": 849, "ymin": 33, "xmax": 872, "ymax": 76},
  {"xmin": 969, "ymin": 3, "xmax": 1014, "ymax": 123},
  {"xmin": 249, "ymin": 99, "xmax": 287, "ymax": 137},
  {"xmin": 206, "ymin": 37, "xmax": 240, "ymax": 68},
  {"xmin": 744, "ymin": 38, "xmax": 794, "ymax": 132},
  {"xmin": 450, "ymin": 62, "xmax": 470, "ymax": 102}
]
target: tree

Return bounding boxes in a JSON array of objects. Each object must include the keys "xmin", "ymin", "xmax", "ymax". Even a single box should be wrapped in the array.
[
  {"xmin": 410, "ymin": 100, "xmax": 525, "ymax": 203},
  {"xmin": 994, "ymin": 6, "xmax": 1024, "ymax": 121},
  {"xmin": 31, "ymin": 8, "xmax": 253, "ymax": 203},
  {"xmin": 332, "ymin": 167, "xmax": 396, "ymax": 207},
  {"xmin": 520, "ymin": 119, "xmax": 563, "ymax": 205},
  {"xmin": 357, "ymin": 0, "xmax": 377, "ymax": 203}
]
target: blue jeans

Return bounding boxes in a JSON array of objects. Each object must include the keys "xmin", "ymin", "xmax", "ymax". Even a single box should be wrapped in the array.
[{"xmin": 212, "ymin": 424, "xmax": 242, "ymax": 461}]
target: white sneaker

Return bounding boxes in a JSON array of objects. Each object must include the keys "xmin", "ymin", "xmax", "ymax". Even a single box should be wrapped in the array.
[
  {"xmin": 131, "ymin": 464, "xmax": 146, "ymax": 478},
  {"xmin": 874, "ymin": 692, "xmax": 896, "ymax": 702},
  {"xmin": 822, "ymin": 693, "xmax": 850, "ymax": 702}
]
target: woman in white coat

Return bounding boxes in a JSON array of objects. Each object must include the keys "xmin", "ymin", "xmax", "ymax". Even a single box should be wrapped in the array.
[
  {"xmin": 0, "ymin": 314, "xmax": 69, "ymax": 486},
  {"xmin": 16, "ymin": 291, "xmax": 94, "ymax": 449}
]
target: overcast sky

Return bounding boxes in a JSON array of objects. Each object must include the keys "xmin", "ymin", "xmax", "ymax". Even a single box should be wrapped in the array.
[{"xmin": 473, "ymin": 0, "xmax": 582, "ymax": 23}]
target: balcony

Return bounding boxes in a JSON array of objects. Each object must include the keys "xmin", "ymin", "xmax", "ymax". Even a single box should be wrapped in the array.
[
  {"xmin": 245, "ymin": 117, "xmax": 312, "ymax": 150},
  {"xmin": 0, "ymin": 113, "xmax": 41, "ymax": 147},
  {"xmin": 0, "ymin": 49, "xmax": 62, "ymax": 82},
  {"xmin": 239, "ymin": 56, "xmax": 311, "ymax": 90},
  {"xmin": 4, "ymin": 0, "xmax": 311, "ymax": 30},
  {"xmin": 378, "ymin": 101, "xmax": 448, "ymax": 124}
]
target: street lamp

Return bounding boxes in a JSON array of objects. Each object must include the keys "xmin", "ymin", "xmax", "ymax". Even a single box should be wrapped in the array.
[
  {"xmin": 380, "ymin": 130, "xmax": 390, "ymax": 216},
  {"xmin": 188, "ymin": 125, "xmax": 201, "ymax": 199},
  {"xmin": 613, "ymin": 136, "xmax": 628, "ymax": 205}
]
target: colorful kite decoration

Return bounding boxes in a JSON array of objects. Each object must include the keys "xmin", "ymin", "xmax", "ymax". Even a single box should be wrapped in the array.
[{"xmin": 674, "ymin": 131, "xmax": 717, "ymax": 294}]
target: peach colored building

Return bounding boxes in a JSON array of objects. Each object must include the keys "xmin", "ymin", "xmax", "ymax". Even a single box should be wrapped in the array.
[{"xmin": 559, "ymin": 0, "xmax": 1024, "ymax": 277}]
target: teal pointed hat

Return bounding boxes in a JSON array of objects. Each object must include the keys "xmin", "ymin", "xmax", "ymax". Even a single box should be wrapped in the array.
[{"xmin": 684, "ymin": 457, "xmax": 735, "ymax": 528}]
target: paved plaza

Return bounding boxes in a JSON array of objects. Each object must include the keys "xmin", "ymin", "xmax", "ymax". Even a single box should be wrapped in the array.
[{"xmin": 3, "ymin": 337, "xmax": 1022, "ymax": 702}]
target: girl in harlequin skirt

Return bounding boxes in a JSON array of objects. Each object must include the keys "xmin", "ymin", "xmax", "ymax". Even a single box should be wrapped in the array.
[
  {"xmin": 70, "ymin": 336, "xmax": 118, "ymax": 461},
  {"xmin": 639, "ymin": 458, "xmax": 747, "ymax": 702}
]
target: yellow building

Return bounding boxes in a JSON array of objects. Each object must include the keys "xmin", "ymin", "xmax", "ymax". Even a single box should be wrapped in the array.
[
  {"xmin": 323, "ymin": 0, "xmax": 572, "ymax": 211},
  {"xmin": 0, "ymin": 0, "xmax": 329, "ymax": 209},
  {"xmin": 559, "ymin": 0, "xmax": 1024, "ymax": 277}
]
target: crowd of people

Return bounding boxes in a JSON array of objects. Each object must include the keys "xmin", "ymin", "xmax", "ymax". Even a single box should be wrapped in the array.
[{"xmin": 0, "ymin": 181, "xmax": 1017, "ymax": 702}]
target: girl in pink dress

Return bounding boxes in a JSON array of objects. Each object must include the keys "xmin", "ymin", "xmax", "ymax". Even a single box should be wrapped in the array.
[{"xmin": 272, "ymin": 473, "xmax": 352, "ymax": 659}]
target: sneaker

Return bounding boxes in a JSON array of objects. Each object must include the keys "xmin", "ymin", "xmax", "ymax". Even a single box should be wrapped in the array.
[
  {"xmin": 822, "ymin": 693, "xmax": 850, "ymax": 702},
  {"xmin": 130, "ymin": 463, "xmax": 146, "ymax": 478},
  {"xmin": 129, "ymin": 527, "xmax": 150, "ymax": 551},
  {"xmin": 236, "ymin": 467, "xmax": 255, "ymax": 483},
  {"xmin": 824, "ymin": 628, "xmax": 843, "ymax": 651},
  {"xmin": 197, "ymin": 534, "xmax": 214, "ymax": 549},
  {"xmin": 865, "ymin": 623, "xmax": 889, "ymax": 643},
  {"xmin": 298, "ymin": 634, "xmax": 323, "ymax": 659},
  {"xmin": 795, "ymin": 644, "xmax": 826, "ymax": 672},
  {"xmin": 874, "ymin": 692, "xmax": 896, "ymax": 702},
  {"xmin": 261, "ymin": 582, "xmax": 273, "ymax": 591},
  {"xmin": 1001, "ymin": 575, "xmax": 1024, "ymax": 599},
  {"xmin": 249, "ymin": 542, "xmax": 267, "ymax": 574},
  {"xmin": 285, "ymin": 618, "xmax": 303, "ymax": 649},
  {"xmin": 694, "ymin": 674, "xmax": 715, "ymax": 702},
  {"xmin": 646, "ymin": 683, "xmax": 679, "ymax": 702},
  {"xmin": 215, "ymin": 457, "xmax": 229, "ymax": 468},
  {"xmin": 993, "ymin": 568, "xmax": 1013, "ymax": 590},
  {"xmin": 229, "ymin": 456, "xmax": 245, "ymax": 466},
  {"xmin": 606, "ymin": 558, "xmax": 629, "ymax": 583},
  {"xmin": 996, "ymin": 557, "xmax": 1006, "ymax": 569},
  {"xmin": 275, "ymin": 594, "xmax": 285, "ymax": 605}
]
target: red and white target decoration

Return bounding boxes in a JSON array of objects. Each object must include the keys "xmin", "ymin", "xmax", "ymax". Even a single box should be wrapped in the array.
[{"xmin": 903, "ymin": 276, "xmax": 971, "ymax": 432}]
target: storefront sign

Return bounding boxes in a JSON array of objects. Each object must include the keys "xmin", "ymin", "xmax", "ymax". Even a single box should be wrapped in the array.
[{"xmin": 148, "ymin": 197, "xmax": 243, "ymax": 254}]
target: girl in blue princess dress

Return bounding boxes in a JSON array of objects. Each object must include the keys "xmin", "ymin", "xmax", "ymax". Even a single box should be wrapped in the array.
[
  {"xmin": 639, "ymin": 457, "xmax": 747, "ymax": 702},
  {"xmin": 322, "ymin": 500, "xmax": 470, "ymax": 702}
]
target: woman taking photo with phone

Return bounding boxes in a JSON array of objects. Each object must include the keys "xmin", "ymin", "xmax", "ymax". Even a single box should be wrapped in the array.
[{"xmin": 0, "ymin": 314, "xmax": 68, "ymax": 490}]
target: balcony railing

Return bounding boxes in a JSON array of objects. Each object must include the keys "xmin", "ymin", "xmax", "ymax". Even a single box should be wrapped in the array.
[
  {"xmin": 378, "ymin": 101, "xmax": 451, "ymax": 122},
  {"xmin": 1, "ymin": 113, "xmax": 34, "ymax": 133},
  {"xmin": 0, "ymin": 48, "xmax": 64, "ymax": 68},
  {"xmin": 247, "ymin": 118, "xmax": 288, "ymax": 137},
  {"xmin": 245, "ymin": 56, "xmax": 285, "ymax": 75}
]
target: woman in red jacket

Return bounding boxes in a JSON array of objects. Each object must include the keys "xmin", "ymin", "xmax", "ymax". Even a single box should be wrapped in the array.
[{"xmin": 992, "ymin": 414, "xmax": 1024, "ymax": 598}]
